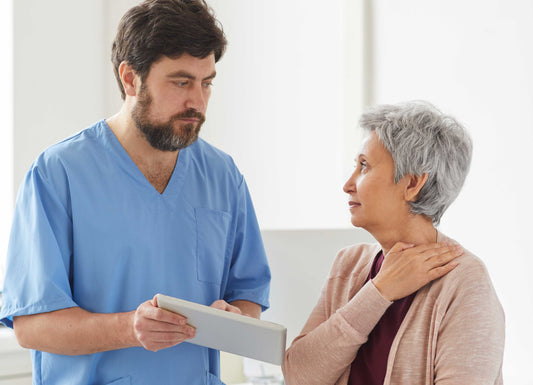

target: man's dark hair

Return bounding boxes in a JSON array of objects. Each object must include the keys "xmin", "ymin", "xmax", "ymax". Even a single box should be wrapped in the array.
[{"xmin": 111, "ymin": 0, "xmax": 227, "ymax": 100}]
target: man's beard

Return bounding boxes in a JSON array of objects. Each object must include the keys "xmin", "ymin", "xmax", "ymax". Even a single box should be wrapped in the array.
[{"xmin": 131, "ymin": 85, "xmax": 206, "ymax": 152}]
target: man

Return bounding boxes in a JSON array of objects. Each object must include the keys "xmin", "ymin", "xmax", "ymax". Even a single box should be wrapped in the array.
[{"xmin": 0, "ymin": 1, "xmax": 270, "ymax": 384}]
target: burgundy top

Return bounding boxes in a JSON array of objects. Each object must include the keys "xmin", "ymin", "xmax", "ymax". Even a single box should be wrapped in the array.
[{"xmin": 348, "ymin": 251, "xmax": 416, "ymax": 385}]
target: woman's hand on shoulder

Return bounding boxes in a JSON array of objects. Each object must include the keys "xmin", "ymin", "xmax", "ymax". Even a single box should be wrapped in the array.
[{"xmin": 372, "ymin": 242, "xmax": 463, "ymax": 301}]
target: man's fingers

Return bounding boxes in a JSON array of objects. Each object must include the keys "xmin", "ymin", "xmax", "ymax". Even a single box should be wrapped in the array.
[
  {"xmin": 139, "ymin": 328, "xmax": 195, "ymax": 343},
  {"xmin": 138, "ymin": 317, "xmax": 192, "ymax": 333},
  {"xmin": 153, "ymin": 307, "xmax": 188, "ymax": 325},
  {"xmin": 210, "ymin": 300, "xmax": 242, "ymax": 314},
  {"xmin": 134, "ymin": 319, "xmax": 196, "ymax": 351},
  {"xmin": 134, "ymin": 297, "xmax": 198, "ymax": 352},
  {"xmin": 140, "ymin": 300, "xmax": 187, "ymax": 326},
  {"xmin": 148, "ymin": 328, "xmax": 196, "ymax": 342},
  {"xmin": 136, "ymin": 297, "xmax": 244, "ymax": 353},
  {"xmin": 210, "ymin": 300, "xmax": 226, "ymax": 311},
  {"xmin": 226, "ymin": 306, "xmax": 241, "ymax": 314},
  {"xmin": 139, "ymin": 328, "xmax": 196, "ymax": 352}
]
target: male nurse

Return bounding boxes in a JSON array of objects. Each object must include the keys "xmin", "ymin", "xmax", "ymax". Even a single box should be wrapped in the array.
[{"xmin": 0, "ymin": 1, "xmax": 271, "ymax": 384}]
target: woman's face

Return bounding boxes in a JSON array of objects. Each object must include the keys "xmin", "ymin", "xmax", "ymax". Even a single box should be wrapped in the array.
[{"xmin": 343, "ymin": 131, "xmax": 411, "ymax": 233}]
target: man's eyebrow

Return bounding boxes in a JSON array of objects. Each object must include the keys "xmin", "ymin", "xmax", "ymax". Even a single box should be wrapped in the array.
[{"xmin": 167, "ymin": 70, "xmax": 217, "ymax": 80}]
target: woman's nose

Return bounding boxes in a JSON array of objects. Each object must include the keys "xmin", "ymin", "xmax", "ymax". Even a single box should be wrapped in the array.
[{"xmin": 343, "ymin": 171, "xmax": 357, "ymax": 194}]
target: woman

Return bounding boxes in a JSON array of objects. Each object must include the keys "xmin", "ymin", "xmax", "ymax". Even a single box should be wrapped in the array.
[{"xmin": 282, "ymin": 101, "xmax": 504, "ymax": 385}]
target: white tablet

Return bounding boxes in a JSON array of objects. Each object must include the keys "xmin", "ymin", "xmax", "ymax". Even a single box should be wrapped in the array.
[{"xmin": 156, "ymin": 294, "xmax": 287, "ymax": 365}]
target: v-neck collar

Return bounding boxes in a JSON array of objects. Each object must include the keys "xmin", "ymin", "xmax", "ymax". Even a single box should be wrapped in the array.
[{"xmin": 100, "ymin": 119, "xmax": 190, "ymax": 198}]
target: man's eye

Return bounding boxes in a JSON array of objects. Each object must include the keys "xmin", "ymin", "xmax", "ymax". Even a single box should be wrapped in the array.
[
  {"xmin": 203, "ymin": 82, "xmax": 213, "ymax": 88},
  {"xmin": 174, "ymin": 81, "xmax": 188, "ymax": 87}
]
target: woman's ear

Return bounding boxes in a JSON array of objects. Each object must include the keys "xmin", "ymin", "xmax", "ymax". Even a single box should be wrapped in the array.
[
  {"xmin": 118, "ymin": 61, "xmax": 138, "ymax": 97},
  {"xmin": 404, "ymin": 173, "xmax": 429, "ymax": 202}
]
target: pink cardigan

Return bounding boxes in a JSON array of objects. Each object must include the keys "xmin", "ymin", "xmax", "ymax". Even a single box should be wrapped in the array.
[{"xmin": 282, "ymin": 233, "xmax": 505, "ymax": 385}]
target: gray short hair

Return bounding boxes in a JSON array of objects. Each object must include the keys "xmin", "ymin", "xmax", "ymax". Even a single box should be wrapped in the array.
[{"xmin": 360, "ymin": 101, "xmax": 473, "ymax": 225}]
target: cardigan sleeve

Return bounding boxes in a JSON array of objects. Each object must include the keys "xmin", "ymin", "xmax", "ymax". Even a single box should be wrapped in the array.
[
  {"xmin": 434, "ymin": 256, "xmax": 505, "ymax": 385},
  {"xmin": 282, "ymin": 279, "xmax": 392, "ymax": 385}
]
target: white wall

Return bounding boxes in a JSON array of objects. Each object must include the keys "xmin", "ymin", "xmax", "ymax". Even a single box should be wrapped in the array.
[
  {"xmin": 0, "ymin": 0, "xmax": 13, "ymax": 292},
  {"xmin": 261, "ymin": 229, "xmax": 375, "ymax": 344},
  {"xmin": 206, "ymin": 0, "xmax": 365, "ymax": 230},
  {"xmin": 372, "ymin": 1, "xmax": 533, "ymax": 383},
  {"xmin": 13, "ymin": 0, "xmax": 108, "ymax": 192}
]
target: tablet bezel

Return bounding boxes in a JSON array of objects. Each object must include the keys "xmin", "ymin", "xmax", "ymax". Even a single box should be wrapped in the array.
[{"xmin": 156, "ymin": 294, "xmax": 286, "ymax": 365}]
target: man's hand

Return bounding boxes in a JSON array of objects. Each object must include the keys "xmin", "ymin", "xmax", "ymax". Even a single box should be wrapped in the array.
[
  {"xmin": 133, "ymin": 295, "xmax": 196, "ymax": 352},
  {"xmin": 210, "ymin": 299, "xmax": 243, "ymax": 314},
  {"xmin": 372, "ymin": 242, "xmax": 463, "ymax": 301},
  {"xmin": 212, "ymin": 299, "xmax": 262, "ymax": 319}
]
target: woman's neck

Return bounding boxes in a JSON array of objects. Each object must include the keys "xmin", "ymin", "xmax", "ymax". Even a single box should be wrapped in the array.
[{"xmin": 371, "ymin": 215, "xmax": 438, "ymax": 256}]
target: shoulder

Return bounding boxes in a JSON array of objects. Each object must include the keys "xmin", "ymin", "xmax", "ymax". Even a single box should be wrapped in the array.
[
  {"xmin": 429, "ymin": 238, "xmax": 503, "ymax": 320},
  {"xmin": 328, "ymin": 243, "xmax": 381, "ymax": 279},
  {"xmin": 426, "ymin": 237, "xmax": 505, "ymax": 357},
  {"xmin": 33, "ymin": 121, "xmax": 104, "ymax": 171},
  {"xmin": 29, "ymin": 121, "xmax": 104, "ymax": 182},
  {"xmin": 434, "ymin": 232, "xmax": 494, "ymax": 290},
  {"xmin": 437, "ymin": 249, "xmax": 498, "ymax": 302},
  {"xmin": 435, "ymin": 232, "xmax": 496, "ymax": 293}
]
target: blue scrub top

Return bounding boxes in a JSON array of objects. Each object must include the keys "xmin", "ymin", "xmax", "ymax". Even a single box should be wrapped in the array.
[{"xmin": 0, "ymin": 120, "xmax": 271, "ymax": 385}]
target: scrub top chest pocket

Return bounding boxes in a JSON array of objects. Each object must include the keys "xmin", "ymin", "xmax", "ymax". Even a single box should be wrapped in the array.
[{"xmin": 195, "ymin": 207, "xmax": 231, "ymax": 285}]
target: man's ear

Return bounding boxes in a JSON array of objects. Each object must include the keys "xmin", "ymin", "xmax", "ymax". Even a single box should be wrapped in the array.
[
  {"xmin": 404, "ymin": 173, "xmax": 429, "ymax": 202},
  {"xmin": 119, "ymin": 61, "xmax": 139, "ymax": 97}
]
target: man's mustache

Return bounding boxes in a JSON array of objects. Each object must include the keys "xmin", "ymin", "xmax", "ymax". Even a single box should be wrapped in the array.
[{"xmin": 172, "ymin": 109, "xmax": 206, "ymax": 123}]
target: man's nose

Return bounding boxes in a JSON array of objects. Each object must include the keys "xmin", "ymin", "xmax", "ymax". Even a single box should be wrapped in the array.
[{"xmin": 185, "ymin": 85, "xmax": 206, "ymax": 112}]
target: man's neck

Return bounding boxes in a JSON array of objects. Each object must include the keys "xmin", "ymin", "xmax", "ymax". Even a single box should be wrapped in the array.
[{"xmin": 106, "ymin": 107, "xmax": 178, "ymax": 193}]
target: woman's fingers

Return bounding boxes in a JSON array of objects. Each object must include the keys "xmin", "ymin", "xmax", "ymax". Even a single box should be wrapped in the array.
[
  {"xmin": 420, "ymin": 243, "xmax": 463, "ymax": 268},
  {"xmin": 373, "ymin": 242, "xmax": 463, "ymax": 301},
  {"xmin": 402, "ymin": 243, "xmax": 462, "ymax": 267},
  {"xmin": 388, "ymin": 241, "xmax": 415, "ymax": 253},
  {"xmin": 427, "ymin": 259, "xmax": 460, "ymax": 281}
]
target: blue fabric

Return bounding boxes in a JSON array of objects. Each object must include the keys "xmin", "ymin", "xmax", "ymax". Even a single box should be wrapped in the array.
[{"xmin": 0, "ymin": 120, "xmax": 270, "ymax": 385}]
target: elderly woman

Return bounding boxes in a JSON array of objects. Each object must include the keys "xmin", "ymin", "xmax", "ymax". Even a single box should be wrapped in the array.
[{"xmin": 282, "ymin": 101, "xmax": 505, "ymax": 385}]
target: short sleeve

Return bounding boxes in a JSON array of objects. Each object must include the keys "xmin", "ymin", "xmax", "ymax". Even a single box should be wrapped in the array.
[
  {"xmin": 223, "ymin": 178, "xmax": 270, "ymax": 311},
  {"xmin": 0, "ymin": 160, "xmax": 77, "ymax": 328}
]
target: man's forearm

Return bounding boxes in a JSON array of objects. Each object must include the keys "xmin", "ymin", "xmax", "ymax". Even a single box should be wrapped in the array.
[
  {"xmin": 230, "ymin": 300, "xmax": 261, "ymax": 319},
  {"xmin": 13, "ymin": 300, "xmax": 261, "ymax": 355},
  {"xmin": 13, "ymin": 307, "xmax": 138, "ymax": 355}
]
